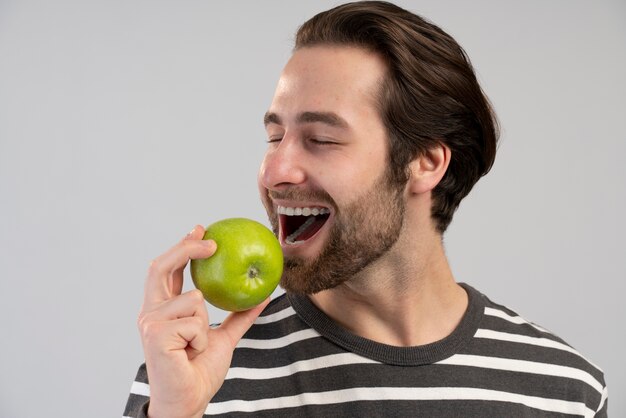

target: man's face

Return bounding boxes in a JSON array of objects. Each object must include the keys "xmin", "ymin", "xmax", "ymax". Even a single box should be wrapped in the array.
[{"xmin": 258, "ymin": 46, "xmax": 406, "ymax": 294}]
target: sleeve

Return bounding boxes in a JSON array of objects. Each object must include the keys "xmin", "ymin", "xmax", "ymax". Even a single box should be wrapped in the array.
[{"xmin": 123, "ymin": 363, "xmax": 151, "ymax": 418}]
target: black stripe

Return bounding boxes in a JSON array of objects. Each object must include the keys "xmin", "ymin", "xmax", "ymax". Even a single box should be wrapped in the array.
[
  {"xmin": 230, "ymin": 335, "xmax": 344, "ymax": 368},
  {"xmin": 480, "ymin": 295, "xmax": 530, "ymax": 319},
  {"xmin": 241, "ymin": 313, "xmax": 308, "ymax": 340},
  {"xmin": 596, "ymin": 397, "xmax": 608, "ymax": 418},
  {"xmin": 123, "ymin": 393, "xmax": 149, "ymax": 418},
  {"xmin": 257, "ymin": 293, "xmax": 290, "ymax": 316},
  {"xmin": 131, "ymin": 362, "xmax": 149, "ymax": 384}
]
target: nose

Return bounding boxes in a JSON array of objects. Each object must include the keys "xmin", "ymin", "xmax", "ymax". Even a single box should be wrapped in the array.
[{"xmin": 258, "ymin": 136, "xmax": 307, "ymax": 191}]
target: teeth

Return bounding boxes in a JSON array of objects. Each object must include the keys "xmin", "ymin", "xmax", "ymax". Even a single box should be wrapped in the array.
[{"xmin": 277, "ymin": 205, "xmax": 330, "ymax": 216}]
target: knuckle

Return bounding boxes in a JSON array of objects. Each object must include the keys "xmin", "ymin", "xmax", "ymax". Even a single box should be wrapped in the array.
[
  {"xmin": 139, "ymin": 320, "xmax": 162, "ymax": 343},
  {"xmin": 189, "ymin": 316, "xmax": 206, "ymax": 330},
  {"xmin": 189, "ymin": 289, "xmax": 205, "ymax": 303},
  {"xmin": 147, "ymin": 258, "xmax": 164, "ymax": 276},
  {"xmin": 137, "ymin": 313, "xmax": 156, "ymax": 336},
  {"xmin": 137, "ymin": 309, "xmax": 149, "ymax": 324}
]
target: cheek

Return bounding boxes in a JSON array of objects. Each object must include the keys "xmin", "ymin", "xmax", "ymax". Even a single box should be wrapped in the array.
[{"xmin": 336, "ymin": 152, "xmax": 386, "ymax": 198}]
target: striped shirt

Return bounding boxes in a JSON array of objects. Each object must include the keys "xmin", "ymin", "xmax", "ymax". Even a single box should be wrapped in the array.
[{"xmin": 124, "ymin": 283, "xmax": 607, "ymax": 417}]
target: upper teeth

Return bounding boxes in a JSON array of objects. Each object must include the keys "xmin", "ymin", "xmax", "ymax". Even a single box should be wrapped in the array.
[{"xmin": 277, "ymin": 206, "xmax": 330, "ymax": 216}]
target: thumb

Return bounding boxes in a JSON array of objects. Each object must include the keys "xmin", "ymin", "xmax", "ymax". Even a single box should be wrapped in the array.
[{"xmin": 219, "ymin": 298, "xmax": 270, "ymax": 348}]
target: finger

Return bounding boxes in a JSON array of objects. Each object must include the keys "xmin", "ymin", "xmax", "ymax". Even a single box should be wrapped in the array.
[
  {"xmin": 172, "ymin": 225, "xmax": 208, "ymax": 295},
  {"xmin": 144, "ymin": 231, "xmax": 216, "ymax": 309},
  {"xmin": 151, "ymin": 316, "xmax": 210, "ymax": 356},
  {"xmin": 218, "ymin": 298, "xmax": 271, "ymax": 349},
  {"xmin": 182, "ymin": 224, "xmax": 206, "ymax": 242},
  {"xmin": 144, "ymin": 289, "xmax": 209, "ymax": 324}
]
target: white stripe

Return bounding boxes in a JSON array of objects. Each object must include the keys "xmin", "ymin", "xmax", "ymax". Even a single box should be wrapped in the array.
[
  {"xmin": 236, "ymin": 328, "xmax": 320, "ymax": 349},
  {"xmin": 438, "ymin": 354, "xmax": 604, "ymax": 394},
  {"xmin": 254, "ymin": 306, "xmax": 297, "ymax": 324},
  {"xmin": 475, "ymin": 329, "xmax": 581, "ymax": 356},
  {"xmin": 204, "ymin": 386, "xmax": 594, "ymax": 416},
  {"xmin": 484, "ymin": 307, "xmax": 603, "ymax": 371},
  {"xmin": 226, "ymin": 352, "xmax": 379, "ymax": 380},
  {"xmin": 484, "ymin": 307, "xmax": 549, "ymax": 333},
  {"xmin": 130, "ymin": 381, "xmax": 150, "ymax": 397},
  {"xmin": 597, "ymin": 385, "xmax": 608, "ymax": 413}
]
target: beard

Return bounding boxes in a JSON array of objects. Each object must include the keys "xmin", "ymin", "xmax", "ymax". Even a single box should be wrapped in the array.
[{"xmin": 262, "ymin": 168, "xmax": 406, "ymax": 295}]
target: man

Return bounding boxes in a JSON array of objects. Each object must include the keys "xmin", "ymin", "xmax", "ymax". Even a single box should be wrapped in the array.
[{"xmin": 125, "ymin": 2, "xmax": 607, "ymax": 417}]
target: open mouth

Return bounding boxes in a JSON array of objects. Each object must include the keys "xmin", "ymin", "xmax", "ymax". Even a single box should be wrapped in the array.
[{"xmin": 278, "ymin": 205, "xmax": 331, "ymax": 245}]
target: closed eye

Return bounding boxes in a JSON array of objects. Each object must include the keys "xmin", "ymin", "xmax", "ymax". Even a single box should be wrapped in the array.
[{"xmin": 309, "ymin": 138, "xmax": 337, "ymax": 146}]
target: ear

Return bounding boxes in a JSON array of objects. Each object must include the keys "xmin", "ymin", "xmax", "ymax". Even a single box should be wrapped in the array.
[{"xmin": 407, "ymin": 143, "xmax": 451, "ymax": 194}]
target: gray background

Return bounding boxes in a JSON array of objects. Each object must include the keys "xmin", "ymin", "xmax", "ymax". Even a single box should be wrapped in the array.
[{"xmin": 1, "ymin": 0, "xmax": 624, "ymax": 416}]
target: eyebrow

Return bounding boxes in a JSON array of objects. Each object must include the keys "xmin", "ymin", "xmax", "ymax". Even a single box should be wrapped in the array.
[{"xmin": 263, "ymin": 111, "xmax": 349, "ymax": 129}]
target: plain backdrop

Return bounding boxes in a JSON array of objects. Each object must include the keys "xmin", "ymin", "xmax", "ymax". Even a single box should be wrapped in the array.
[{"xmin": 1, "ymin": 1, "xmax": 624, "ymax": 416}]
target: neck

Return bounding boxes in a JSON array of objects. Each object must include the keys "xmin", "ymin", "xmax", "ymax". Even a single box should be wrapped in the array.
[{"xmin": 308, "ymin": 209, "xmax": 468, "ymax": 347}]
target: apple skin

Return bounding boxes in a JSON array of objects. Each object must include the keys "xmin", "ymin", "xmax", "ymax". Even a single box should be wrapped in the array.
[{"xmin": 190, "ymin": 218, "xmax": 283, "ymax": 312}]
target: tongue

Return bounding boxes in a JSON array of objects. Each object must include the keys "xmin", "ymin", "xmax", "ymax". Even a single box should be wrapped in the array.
[{"xmin": 287, "ymin": 215, "xmax": 327, "ymax": 243}]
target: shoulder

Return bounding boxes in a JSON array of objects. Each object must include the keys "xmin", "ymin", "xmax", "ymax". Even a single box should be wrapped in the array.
[
  {"xmin": 466, "ymin": 286, "xmax": 608, "ymax": 415},
  {"xmin": 475, "ymin": 288, "xmax": 605, "ymax": 377}
]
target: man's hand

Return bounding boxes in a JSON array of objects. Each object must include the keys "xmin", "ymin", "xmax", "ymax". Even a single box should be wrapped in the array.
[{"xmin": 137, "ymin": 225, "xmax": 269, "ymax": 418}]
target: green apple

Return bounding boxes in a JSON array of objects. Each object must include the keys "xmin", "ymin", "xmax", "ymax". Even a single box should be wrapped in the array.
[{"xmin": 190, "ymin": 218, "xmax": 283, "ymax": 312}]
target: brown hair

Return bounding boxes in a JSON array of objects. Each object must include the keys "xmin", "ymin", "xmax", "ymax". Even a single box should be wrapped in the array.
[{"xmin": 295, "ymin": 1, "xmax": 499, "ymax": 233}]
